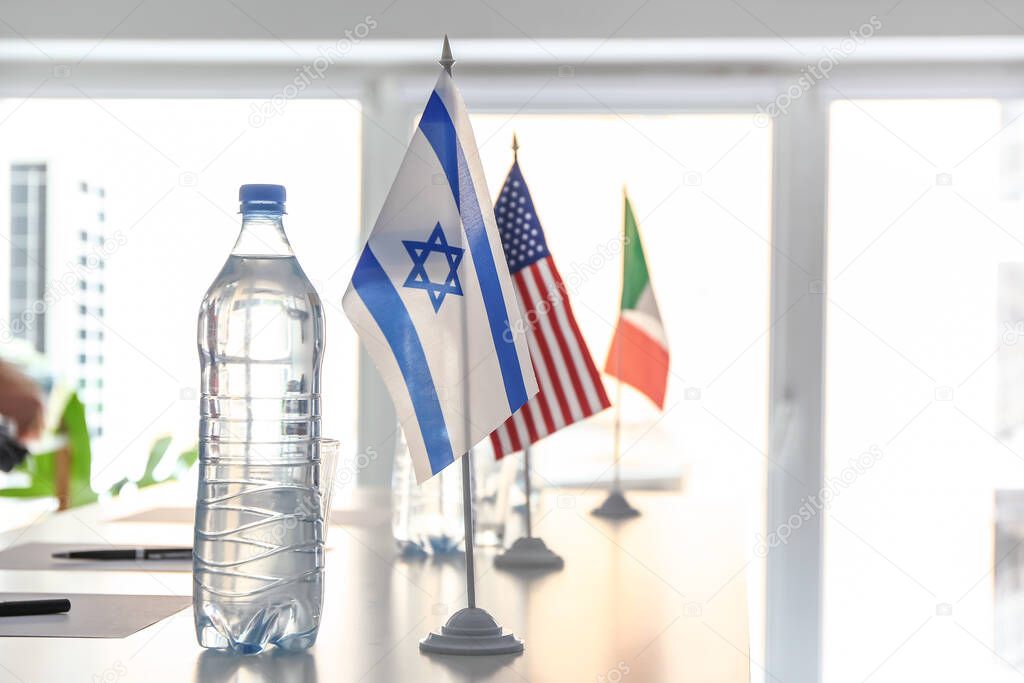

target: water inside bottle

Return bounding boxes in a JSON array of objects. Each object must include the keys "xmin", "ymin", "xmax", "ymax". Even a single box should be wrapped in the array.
[{"xmin": 194, "ymin": 252, "xmax": 326, "ymax": 654}]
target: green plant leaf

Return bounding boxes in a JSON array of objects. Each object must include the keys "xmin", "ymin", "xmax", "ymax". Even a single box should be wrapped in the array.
[
  {"xmin": 137, "ymin": 435, "xmax": 172, "ymax": 488},
  {"xmin": 0, "ymin": 393, "xmax": 97, "ymax": 507}
]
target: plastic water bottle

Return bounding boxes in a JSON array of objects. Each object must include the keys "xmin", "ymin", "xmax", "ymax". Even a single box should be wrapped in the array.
[
  {"xmin": 193, "ymin": 184, "xmax": 326, "ymax": 654},
  {"xmin": 391, "ymin": 429, "xmax": 464, "ymax": 556}
]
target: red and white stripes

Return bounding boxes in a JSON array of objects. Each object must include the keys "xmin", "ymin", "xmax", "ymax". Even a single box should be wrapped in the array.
[{"xmin": 490, "ymin": 257, "xmax": 610, "ymax": 458}]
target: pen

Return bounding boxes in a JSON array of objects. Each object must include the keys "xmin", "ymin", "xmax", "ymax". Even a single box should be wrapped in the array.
[
  {"xmin": 0, "ymin": 599, "xmax": 71, "ymax": 617},
  {"xmin": 52, "ymin": 548, "xmax": 193, "ymax": 561}
]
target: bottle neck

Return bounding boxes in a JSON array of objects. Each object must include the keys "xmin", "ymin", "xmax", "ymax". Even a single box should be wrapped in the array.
[{"xmin": 232, "ymin": 211, "xmax": 293, "ymax": 257}]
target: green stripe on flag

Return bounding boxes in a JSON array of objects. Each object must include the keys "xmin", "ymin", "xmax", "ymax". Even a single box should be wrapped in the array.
[{"xmin": 620, "ymin": 195, "xmax": 651, "ymax": 311}]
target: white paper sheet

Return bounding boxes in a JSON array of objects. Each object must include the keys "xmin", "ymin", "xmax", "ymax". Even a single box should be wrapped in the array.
[
  {"xmin": 0, "ymin": 592, "xmax": 190, "ymax": 638},
  {"xmin": 0, "ymin": 543, "xmax": 192, "ymax": 572}
]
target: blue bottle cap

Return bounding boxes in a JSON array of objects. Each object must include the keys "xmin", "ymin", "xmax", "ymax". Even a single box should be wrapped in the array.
[{"xmin": 239, "ymin": 184, "xmax": 286, "ymax": 213}]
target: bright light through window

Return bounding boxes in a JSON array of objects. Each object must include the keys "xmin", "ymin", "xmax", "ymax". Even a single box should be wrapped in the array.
[
  {"xmin": 0, "ymin": 99, "xmax": 362, "ymax": 491},
  {"xmin": 471, "ymin": 112, "xmax": 772, "ymax": 494},
  {"xmin": 826, "ymin": 98, "xmax": 1024, "ymax": 682}
]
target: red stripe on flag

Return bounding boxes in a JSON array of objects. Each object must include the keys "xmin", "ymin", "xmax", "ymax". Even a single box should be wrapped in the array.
[
  {"xmin": 519, "ymin": 401, "xmax": 540, "ymax": 443},
  {"xmin": 506, "ymin": 413, "xmax": 523, "ymax": 454},
  {"xmin": 515, "ymin": 266, "xmax": 573, "ymax": 428},
  {"xmin": 530, "ymin": 361, "xmax": 557, "ymax": 436},
  {"xmin": 605, "ymin": 316, "xmax": 669, "ymax": 409},
  {"xmin": 489, "ymin": 430, "xmax": 504, "ymax": 459},
  {"xmin": 540, "ymin": 258, "xmax": 611, "ymax": 414},
  {"xmin": 524, "ymin": 263, "xmax": 587, "ymax": 420},
  {"xmin": 524, "ymin": 390, "xmax": 551, "ymax": 442},
  {"xmin": 516, "ymin": 271, "xmax": 558, "ymax": 435}
]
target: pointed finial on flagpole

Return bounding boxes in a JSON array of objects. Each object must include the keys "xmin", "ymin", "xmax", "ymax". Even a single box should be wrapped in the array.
[
  {"xmin": 439, "ymin": 34, "xmax": 455, "ymax": 75},
  {"xmin": 512, "ymin": 133, "xmax": 519, "ymax": 162}
]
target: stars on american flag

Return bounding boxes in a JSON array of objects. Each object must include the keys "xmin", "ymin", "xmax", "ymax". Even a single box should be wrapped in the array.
[{"xmin": 495, "ymin": 166, "xmax": 547, "ymax": 273}]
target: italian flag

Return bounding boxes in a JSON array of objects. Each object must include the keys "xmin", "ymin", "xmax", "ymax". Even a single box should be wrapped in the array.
[{"xmin": 604, "ymin": 194, "xmax": 669, "ymax": 408}]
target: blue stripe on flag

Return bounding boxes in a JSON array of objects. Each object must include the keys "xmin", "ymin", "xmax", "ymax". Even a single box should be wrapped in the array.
[
  {"xmin": 418, "ymin": 91, "xmax": 530, "ymax": 413},
  {"xmin": 419, "ymin": 92, "xmax": 459, "ymax": 208},
  {"xmin": 351, "ymin": 245, "xmax": 455, "ymax": 475}
]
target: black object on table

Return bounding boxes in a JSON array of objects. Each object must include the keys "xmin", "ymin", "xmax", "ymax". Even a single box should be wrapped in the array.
[
  {"xmin": 0, "ymin": 599, "xmax": 71, "ymax": 617},
  {"xmin": 52, "ymin": 548, "xmax": 193, "ymax": 561},
  {"xmin": 0, "ymin": 419, "xmax": 29, "ymax": 473}
]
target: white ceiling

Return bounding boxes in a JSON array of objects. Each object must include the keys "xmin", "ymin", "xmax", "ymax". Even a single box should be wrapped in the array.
[{"xmin": 0, "ymin": 0, "xmax": 1020, "ymax": 41}]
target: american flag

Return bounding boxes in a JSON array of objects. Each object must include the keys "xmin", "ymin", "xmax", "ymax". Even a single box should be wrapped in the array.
[{"xmin": 489, "ymin": 159, "xmax": 611, "ymax": 458}]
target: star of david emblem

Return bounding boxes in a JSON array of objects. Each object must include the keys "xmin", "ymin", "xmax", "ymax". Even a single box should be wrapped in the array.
[{"xmin": 402, "ymin": 223, "xmax": 465, "ymax": 312}]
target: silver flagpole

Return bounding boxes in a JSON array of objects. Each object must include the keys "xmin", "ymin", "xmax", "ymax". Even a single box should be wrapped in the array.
[
  {"xmin": 613, "ymin": 377, "xmax": 622, "ymax": 492},
  {"xmin": 512, "ymin": 132, "xmax": 536, "ymax": 540},
  {"xmin": 523, "ymin": 444, "xmax": 532, "ymax": 538},
  {"xmin": 440, "ymin": 33, "xmax": 479, "ymax": 611},
  {"xmin": 592, "ymin": 189, "xmax": 640, "ymax": 519},
  {"xmin": 494, "ymin": 134, "xmax": 563, "ymax": 571},
  {"xmin": 420, "ymin": 36, "xmax": 524, "ymax": 655},
  {"xmin": 461, "ymin": 306, "xmax": 476, "ymax": 608}
]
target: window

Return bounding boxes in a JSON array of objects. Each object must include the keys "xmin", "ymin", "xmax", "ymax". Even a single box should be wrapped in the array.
[
  {"xmin": 472, "ymin": 112, "xmax": 772, "ymax": 492},
  {"xmin": 825, "ymin": 98, "xmax": 1020, "ymax": 681},
  {"xmin": 0, "ymin": 98, "xmax": 362, "ymax": 489}
]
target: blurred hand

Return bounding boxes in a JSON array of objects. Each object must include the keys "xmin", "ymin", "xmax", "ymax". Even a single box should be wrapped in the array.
[{"xmin": 0, "ymin": 361, "xmax": 44, "ymax": 440}]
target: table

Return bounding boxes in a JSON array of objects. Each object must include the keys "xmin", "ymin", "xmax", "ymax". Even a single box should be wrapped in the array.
[{"xmin": 0, "ymin": 484, "xmax": 750, "ymax": 682}]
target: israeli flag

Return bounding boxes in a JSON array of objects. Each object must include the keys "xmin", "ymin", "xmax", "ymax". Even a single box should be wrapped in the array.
[{"xmin": 343, "ymin": 72, "xmax": 538, "ymax": 484}]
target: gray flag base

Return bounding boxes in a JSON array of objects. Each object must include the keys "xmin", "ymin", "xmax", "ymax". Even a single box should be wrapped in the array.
[
  {"xmin": 419, "ymin": 607, "xmax": 524, "ymax": 655},
  {"xmin": 494, "ymin": 537, "xmax": 564, "ymax": 571},
  {"xmin": 591, "ymin": 490, "xmax": 641, "ymax": 518}
]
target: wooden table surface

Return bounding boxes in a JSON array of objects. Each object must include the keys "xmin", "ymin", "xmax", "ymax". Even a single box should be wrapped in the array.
[{"xmin": 0, "ymin": 483, "xmax": 750, "ymax": 683}]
